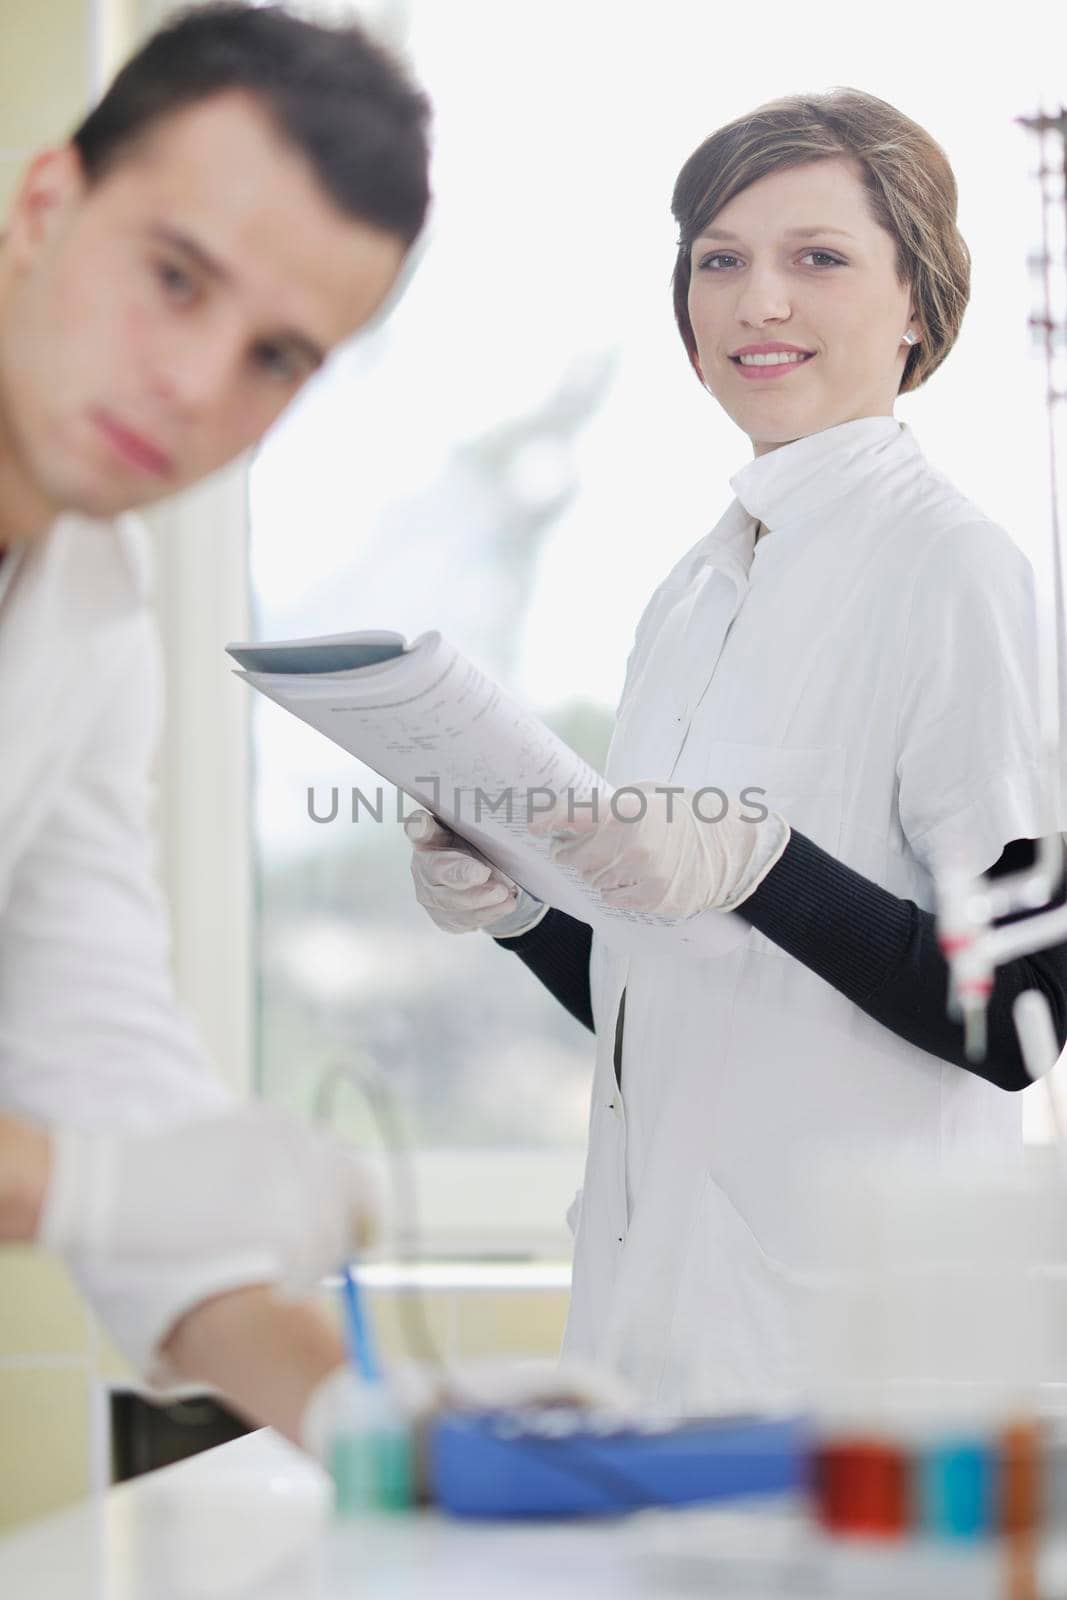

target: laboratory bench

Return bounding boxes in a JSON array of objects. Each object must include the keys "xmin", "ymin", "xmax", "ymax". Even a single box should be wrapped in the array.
[{"xmin": 0, "ymin": 1424, "xmax": 808, "ymax": 1598}]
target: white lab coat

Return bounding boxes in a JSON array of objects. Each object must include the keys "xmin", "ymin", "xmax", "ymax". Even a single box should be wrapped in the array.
[
  {"xmin": 0, "ymin": 515, "xmax": 270, "ymax": 1374},
  {"xmin": 562, "ymin": 415, "xmax": 1066, "ymax": 1413}
]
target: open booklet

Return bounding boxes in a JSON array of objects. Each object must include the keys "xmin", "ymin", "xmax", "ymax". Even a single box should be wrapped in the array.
[{"xmin": 226, "ymin": 629, "xmax": 749, "ymax": 962}]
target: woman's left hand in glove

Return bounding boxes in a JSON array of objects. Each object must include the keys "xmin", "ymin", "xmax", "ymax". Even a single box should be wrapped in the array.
[{"xmin": 528, "ymin": 780, "xmax": 791, "ymax": 917}]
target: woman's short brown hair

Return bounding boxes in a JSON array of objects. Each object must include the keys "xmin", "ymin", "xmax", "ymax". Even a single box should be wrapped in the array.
[{"xmin": 670, "ymin": 87, "xmax": 970, "ymax": 395}]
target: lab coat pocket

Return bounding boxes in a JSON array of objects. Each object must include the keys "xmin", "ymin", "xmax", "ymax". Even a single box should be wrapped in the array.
[
  {"xmin": 657, "ymin": 1171, "xmax": 806, "ymax": 1413},
  {"xmin": 688, "ymin": 740, "xmax": 846, "ymax": 961}
]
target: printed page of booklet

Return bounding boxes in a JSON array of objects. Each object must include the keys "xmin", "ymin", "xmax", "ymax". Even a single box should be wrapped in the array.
[{"xmin": 226, "ymin": 629, "xmax": 749, "ymax": 962}]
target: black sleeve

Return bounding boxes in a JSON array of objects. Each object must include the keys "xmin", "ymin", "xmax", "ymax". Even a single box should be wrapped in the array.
[
  {"xmin": 489, "ymin": 835, "xmax": 1067, "ymax": 1087},
  {"xmin": 736, "ymin": 830, "xmax": 1067, "ymax": 1091},
  {"xmin": 490, "ymin": 908, "xmax": 594, "ymax": 1032}
]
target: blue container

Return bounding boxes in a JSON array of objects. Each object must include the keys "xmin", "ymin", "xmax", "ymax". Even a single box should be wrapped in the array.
[{"xmin": 429, "ymin": 1409, "xmax": 809, "ymax": 1520}]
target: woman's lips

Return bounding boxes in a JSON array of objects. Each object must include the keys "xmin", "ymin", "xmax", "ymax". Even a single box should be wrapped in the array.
[
  {"xmin": 92, "ymin": 409, "xmax": 175, "ymax": 477},
  {"xmin": 730, "ymin": 353, "xmax": 816, "ymax": 382}
]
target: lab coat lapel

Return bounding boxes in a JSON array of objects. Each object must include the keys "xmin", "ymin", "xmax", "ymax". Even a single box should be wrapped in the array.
[
  {"xmin": 605, "ymin": 502, "xmax": 753, "ymax": 786},
  {"xmin": 724, "ymin": 422, "xmax": 926, "ymax": 735}
]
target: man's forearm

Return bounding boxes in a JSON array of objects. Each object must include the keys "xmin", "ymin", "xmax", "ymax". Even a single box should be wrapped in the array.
[
  {"xmin": 0, "ymin": 1114, "xmax": 50, "ymax": 1242},
  {"xmin": 159, "ymin": 1283, "xmax": 346, "ymax": 1447}
]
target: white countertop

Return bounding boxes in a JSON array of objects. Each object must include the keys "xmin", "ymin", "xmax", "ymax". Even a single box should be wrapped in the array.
[{"xmin": 0, "ymin": 1428, "xmax": 811, "ymax": 1598}]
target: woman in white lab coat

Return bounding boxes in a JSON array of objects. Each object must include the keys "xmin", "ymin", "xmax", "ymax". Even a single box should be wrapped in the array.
[{"xmin": 407, "ymin": 87, "xmax": 1067, "ymax": 1411}]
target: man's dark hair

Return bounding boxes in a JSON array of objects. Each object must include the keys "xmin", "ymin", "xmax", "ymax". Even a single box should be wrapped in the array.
[{"xmin": 71, "ymin": 2, "xmax": 431, "ymax": 246}]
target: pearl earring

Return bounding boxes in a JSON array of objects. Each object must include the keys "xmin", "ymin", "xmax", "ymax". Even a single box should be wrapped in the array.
[{"xmin": 901, "ymin": 330, "xmax": 918, "ymax": 346}]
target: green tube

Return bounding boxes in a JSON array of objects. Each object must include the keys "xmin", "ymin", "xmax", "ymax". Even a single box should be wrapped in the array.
[
  {"xmin": 330, "ymin": 1423, "xmax": 414, "ymax": 1513},
  {"xmin": 327, "ymin": 1379, "xmax": 414, "ymax": 1514}
]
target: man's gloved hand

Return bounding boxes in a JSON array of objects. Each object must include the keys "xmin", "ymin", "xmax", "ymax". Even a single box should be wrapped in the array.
[
  {"xmin": 37, "ymin": 1103, "xmax": 383, "ymax": 1295},
  {"xmin": 301, "ymin": 1355, "xmax": 639, "ymax": 1489},
  {"xmin": 405, "ymin": 809, "xmax": 546, "ymax": 937},
  {"xmin": 529, "ymin": 781, "xmax": 790, "ymax": 917}
]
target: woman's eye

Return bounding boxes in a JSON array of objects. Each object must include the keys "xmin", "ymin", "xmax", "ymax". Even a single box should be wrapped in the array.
[{"xmin": 697, "ymin": 249, "xmax": 844, "ymax": 272}]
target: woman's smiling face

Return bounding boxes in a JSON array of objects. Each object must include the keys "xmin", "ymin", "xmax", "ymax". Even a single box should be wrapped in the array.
[{"xmin": 687, "ymin": 156, "xmax": 920, "ymax": 457}]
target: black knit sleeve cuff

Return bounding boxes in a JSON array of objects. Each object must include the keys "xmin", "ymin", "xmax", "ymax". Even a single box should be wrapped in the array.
[
  {"xmin": 491, "ymin": 906, "xmax": 594, "ymax": 1032},
  {"xmin": 735, "ymin": 829, "xmax": 915, "ymax": 1004},
  {"xmin": 490, "ymin": 905, "xmax": 570, "ymax": 955}
]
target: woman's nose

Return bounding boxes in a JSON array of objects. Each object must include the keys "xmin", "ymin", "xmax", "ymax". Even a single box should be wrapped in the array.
[{"xmin": 733, "ymin": 266, "xmax": 792, "ymax": 328}]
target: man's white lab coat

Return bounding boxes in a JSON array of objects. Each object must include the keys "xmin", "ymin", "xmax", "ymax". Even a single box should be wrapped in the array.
[
  {"xmin": 562, "ymin": 415, "xmax": 1066, "ymax": 1413},
  {"xmin": 0, "ymin": 516, "xmax": 269, "ymax": 1373}
]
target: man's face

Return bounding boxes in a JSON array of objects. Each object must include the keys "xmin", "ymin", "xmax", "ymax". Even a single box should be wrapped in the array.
[
  {"xmin": 0, "ymin": 91, "xmax": 408, "ymax": 526},
  {"xmin": 686, "ymin": 156, "xmax": 918, "ymax": 457}
]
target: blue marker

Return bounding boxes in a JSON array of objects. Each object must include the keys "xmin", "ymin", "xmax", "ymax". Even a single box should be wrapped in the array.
[
  {"xmin": 331, "ymin": 1262, "xmax": 412, "ymax": 1512},
  {"xmin": 341, "ymin": 1262, "xmax": 380, "ymax": 1384}
]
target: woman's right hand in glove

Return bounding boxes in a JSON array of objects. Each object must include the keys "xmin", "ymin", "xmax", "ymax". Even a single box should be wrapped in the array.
[{"xmin": 404, "ymin": 810, "xmax": 546, "ymax": 937}]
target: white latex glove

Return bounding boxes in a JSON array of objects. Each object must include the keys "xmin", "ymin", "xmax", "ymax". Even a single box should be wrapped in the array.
[
  {"xmin": 404, "ymin": 809, "xmax": 547, "ymax": 937},
  {"xmin": 37, "ymin": 1103, "xmax": 382, "ymax": 1296},
  {"xmin": 301, "ymin": 1355, "xmax": 639, "ymax": 1476},
  {"xmin": 528, "ymin": 781, "xmax": 791, "ymax": 917}
]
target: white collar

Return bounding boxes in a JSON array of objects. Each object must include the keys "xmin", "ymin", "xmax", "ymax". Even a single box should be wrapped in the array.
[{"xmin": 729, "ymin": 414, "xmax": 913, "ymax": 534}]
